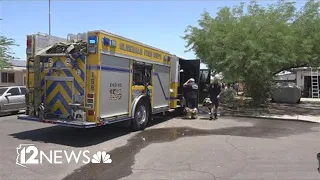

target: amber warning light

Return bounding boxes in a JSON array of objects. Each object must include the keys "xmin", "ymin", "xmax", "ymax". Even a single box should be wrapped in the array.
[
  {"xmin": 26, "ymin": 38, "xmax": 32, "ymax": 54},
  {"xmin": 27, "ymin": 39, "xmax": 32, "ymax": 48}
]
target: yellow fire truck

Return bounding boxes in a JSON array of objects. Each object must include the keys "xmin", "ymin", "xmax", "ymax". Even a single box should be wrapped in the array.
[{"xmin": 18, "ymin": 30, "xmax": 210, "ymax": 130}]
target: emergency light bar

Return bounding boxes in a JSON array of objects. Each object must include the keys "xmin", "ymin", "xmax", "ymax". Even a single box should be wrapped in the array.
[
  {"xmin": 88, "ymin": 36, "xmax": 98, "ymax": 54},
  {"xmin": 110, "ymin": 40, "xmax": 117, "ymax": 48},
  {"xmin": 88, "ymin": 36, "xmax": 97, "ymax": 45},
  {"xmin": 102, "ymin": 37, "xmax": 117, "ymax": 48},
  {"xmin": 163, "ymin": 55, "xmax": 171, "ymax": 62},
  {"xmin": 26, "ymin": 37, "xmax": 32, "ymax": 55},
  {"xmin": 103, "ymin": 37, "xmax": 110, "ymax": 46}
]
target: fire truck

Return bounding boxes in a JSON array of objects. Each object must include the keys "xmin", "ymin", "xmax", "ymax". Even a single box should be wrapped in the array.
[{"xmin": 18, "ymin": 31, "xmax": 211, "ymax": 130}]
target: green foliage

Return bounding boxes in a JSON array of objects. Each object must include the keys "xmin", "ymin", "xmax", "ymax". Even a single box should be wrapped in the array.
[
  {"xmin": 183, "ymin": 0, "xmax": 320, "ymax": 104},
  {"xmin": 220, "ymin": 88, "xmax": 237, "ymax": 104},
  {"xmin": 0, "ymin": 19, "xmax": 17, "ymax": 68}
]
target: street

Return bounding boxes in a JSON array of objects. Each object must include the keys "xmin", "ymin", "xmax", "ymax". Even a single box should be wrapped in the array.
[{"xmin": 1, "ymin": 113, "xmax": 320, "ymax": 180}]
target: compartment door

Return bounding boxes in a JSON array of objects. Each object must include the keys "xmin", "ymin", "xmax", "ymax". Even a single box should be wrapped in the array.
[
  {"xmin": 45, "ymin": 76, "xmax": 74, "ymax": 117},
  {"xmin": 153, "ymin": 65, "xmax": 170, "ymax": 109}
]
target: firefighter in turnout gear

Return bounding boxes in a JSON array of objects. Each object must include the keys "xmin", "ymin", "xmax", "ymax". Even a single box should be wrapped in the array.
[
  {"xmin": 183, "ymin": 78, "xmax": 198, "ymax": 119},
  {"xmin": 208, "ymin": 75, "xmax": 222, "ymax": 120}
]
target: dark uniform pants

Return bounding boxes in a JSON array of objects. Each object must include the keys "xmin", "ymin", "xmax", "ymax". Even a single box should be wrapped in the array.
[
  {"xmin": 187, "ymin": 97, "xmax": 197, "ymax": 109},
  {"xmin": 210, "ymin": 97, "xmax": 219, "ymax": 116},
  {"xmin": 210, "ymin": 97, "xmax": 219, "ymax": 108}
]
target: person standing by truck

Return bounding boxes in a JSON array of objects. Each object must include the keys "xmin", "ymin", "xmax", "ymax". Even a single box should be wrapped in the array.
[
  {"xmin": 183, "ymin": 78, "xmax": 198, "ymax": 109},
  {"xmin": 183, "ymin": 78, "xmax": 199, "ymax": 119},
  {"xmin": 208, "ymin": 76, "xmax": 222, "ymax": 120}
]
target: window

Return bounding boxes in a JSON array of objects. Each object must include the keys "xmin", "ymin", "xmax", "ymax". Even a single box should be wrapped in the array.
[
  {"xmin": 132, "ymin": 61, "xmax": 152, "ymax": 86},
  {"xmin": 1, "ymin": 73, "xmax": 7, "ymax": 83},
  {"xmin": 8, "ymin": 73, "xmax": 15, "ymax": 83},
  {"xmin": 0, "ymin": 88, "xmax": 8, "ymax": 96},
  {"xmin": 1, "ymin": 72, "xmax": 15, "ymax": 83},
  {"xmin": 20, "ymin": 87, "xmax": 27, "ymax": 95},
  {"xmin": 7, "ymin": 88, "xmax": 20, "ymax": 96}
]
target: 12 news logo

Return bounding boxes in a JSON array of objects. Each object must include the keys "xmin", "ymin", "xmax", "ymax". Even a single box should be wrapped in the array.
[{"xmin": 16, "ymin": 144, "xmax": 112, "ymax": 168}]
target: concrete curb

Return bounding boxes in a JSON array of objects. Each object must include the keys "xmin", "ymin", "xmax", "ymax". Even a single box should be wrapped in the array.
[
  {"xmin": 221, "ymin": 114, "xmax": 320, "ymax": 123},
  {"xmin": 197, "ymin": 108, "xmax": 319, "ymax": 123}
]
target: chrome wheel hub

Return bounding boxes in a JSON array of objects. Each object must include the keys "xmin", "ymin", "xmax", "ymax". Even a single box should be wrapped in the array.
[{"xmin": 136, "ymin": 106, "xmax": 147, "ymax": 124}]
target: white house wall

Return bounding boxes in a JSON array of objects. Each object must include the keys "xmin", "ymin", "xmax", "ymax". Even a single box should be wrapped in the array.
[
  {"xmin": 0, "ymin": 69, "xmax": 25, "ymax": 86},
  {"xmin": 273, "ymin": 74, "xmax": 296, "ymax": 81},
  {"xmin": 296, "ymin": 70, "xmax": 312, "ymax": 89}
]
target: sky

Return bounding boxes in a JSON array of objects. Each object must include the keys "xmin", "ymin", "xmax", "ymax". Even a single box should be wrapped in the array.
[{"xmin": 0, "ymin": 0, "xmax": 307, "ymax": 68}]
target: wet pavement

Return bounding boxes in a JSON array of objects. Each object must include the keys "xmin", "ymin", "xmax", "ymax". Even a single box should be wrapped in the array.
[
  {"xmin": 62, "ymin": 117, "xmax": 320, "ymax": 180},
  {"xmin": 1, "ymin": 113, "xmax": 320, "ymax": 180}
]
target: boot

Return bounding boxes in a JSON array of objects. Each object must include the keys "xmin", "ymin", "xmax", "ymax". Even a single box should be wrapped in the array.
[
  {"xmin": 209, "ymin": 108, "xmax": 213, "ymax": 120},
  {"xmin": 214, "ymin": 113, "xmax": 218, "ymax": 120},
  {"xmin": 186, "ymin": 111, "xmax": 191, "ymax": 119},
  {"xmin": 192, "ymin": 111, "xmax": 197, "ymax": 119}
]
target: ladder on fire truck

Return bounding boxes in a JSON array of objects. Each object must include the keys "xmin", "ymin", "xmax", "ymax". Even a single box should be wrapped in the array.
[{"xmin": 311, "ymin": 67, "xmax": 319, "ymax": 98}]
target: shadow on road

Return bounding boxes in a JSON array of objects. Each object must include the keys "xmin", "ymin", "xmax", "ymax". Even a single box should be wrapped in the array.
[
  {"xmin": 0, "ymin": 111, "xmax": 24, "ymax": 117},
  {"xmin": 9, "ymin": 113, "xmax": 175, "ymax": 148}
]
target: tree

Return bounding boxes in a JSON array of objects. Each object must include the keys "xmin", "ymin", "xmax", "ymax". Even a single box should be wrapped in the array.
[
  {"xmin": 183, "ymin": 0, "xmax": 320, "ymax": 104},
  {"xmin": 0, "ymin": 18, "xmax": 17, "ymax": 68}
]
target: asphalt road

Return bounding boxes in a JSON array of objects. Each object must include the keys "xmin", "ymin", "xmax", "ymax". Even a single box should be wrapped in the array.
[{"xmin": 1, "ymin": 113, "xmax": 320, "ymax": 180}]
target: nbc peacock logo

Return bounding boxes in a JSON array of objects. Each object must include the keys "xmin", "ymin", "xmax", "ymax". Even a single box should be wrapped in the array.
[{"xmin": 91, "ymin": 151, "xmax": 112, "ymax": 164}]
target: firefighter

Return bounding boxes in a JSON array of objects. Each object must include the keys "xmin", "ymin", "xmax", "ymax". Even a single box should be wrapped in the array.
[
  {"xmin": 183, "ymin": 78, "xmax": 198, "ymax": 118},
  {"xmin": 208, "ymin": 75, "xmax": 222, "ymax": 120}
]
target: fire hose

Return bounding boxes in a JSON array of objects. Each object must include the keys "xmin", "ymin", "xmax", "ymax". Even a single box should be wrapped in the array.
[{"xmin": 45, "ymin": 41, "xmax": 88, "ymax": 62}]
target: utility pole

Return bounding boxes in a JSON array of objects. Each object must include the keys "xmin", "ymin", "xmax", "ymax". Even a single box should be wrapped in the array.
[{"xmin": 49, "ymin": 0, "xmax": 51, "ymax": 35}]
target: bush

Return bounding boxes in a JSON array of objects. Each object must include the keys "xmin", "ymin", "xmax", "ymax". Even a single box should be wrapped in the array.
[
  {"xmin": 243, "ymin": 74, "xmax": 272, "ymax": 105},
  {"xmin": 220, "ymin": 88, "xmax": 237, "ymax": 104}
]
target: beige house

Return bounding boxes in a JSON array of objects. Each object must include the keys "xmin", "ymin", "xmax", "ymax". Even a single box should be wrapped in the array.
[
  {"xmin": 292, "ymin": 67, "xmax": 320, "ymax": 98},
  {"xmin": 0, "ymin": 60, "xmax": 26, "ymax": 87}
]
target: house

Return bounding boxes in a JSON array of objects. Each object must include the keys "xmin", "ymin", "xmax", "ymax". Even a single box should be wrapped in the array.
[
  {"xmin": 0, "ymin": 60, "xmax": 27, "ymax": 87},
  {"xmin": 273, "ymin": 71, "xmax": 296, "ymax": 82},
  {"xmin": 292, "ymin": 67, "xmax": 320, "ymax": 98}
]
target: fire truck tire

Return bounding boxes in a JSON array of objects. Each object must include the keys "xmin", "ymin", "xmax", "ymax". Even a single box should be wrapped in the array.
[{"xmin": 132, "ymin": 100, "xmax": 150, "ymax": 131}]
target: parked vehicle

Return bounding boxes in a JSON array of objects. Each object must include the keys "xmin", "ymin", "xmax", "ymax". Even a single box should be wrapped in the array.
[
  {"xmin": 0, "ymin": 86, "xmax": 26, "ymax": 114},
  {"xmin": 18, "ymin": 31, "xmax": 211, "ymax": 130}
]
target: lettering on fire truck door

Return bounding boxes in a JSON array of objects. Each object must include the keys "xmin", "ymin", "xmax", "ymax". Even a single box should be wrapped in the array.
[{"xmin": 99, "ymin": 54, "xmax": 130, "ymax": 118}]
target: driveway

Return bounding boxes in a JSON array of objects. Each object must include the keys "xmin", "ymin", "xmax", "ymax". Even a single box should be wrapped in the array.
[{"xmin": 1, "ymin": 114, "xmax": 320, "ymax": 180}]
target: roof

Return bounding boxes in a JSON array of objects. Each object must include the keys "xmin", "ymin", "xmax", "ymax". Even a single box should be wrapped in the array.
[
  {"xmin": 1, "ymin": 66, "xmax": 26, "ymax": 72},
  {"xmin": 276, "ymin": 71, "xmax": 294, "ymax": 76},
  {"xmin": 0, "ymin": 60, "xmax": 26, "ymax": 71},
  {"xmin": 9, "ymin": 60, "xmax": 26, "ymax": 67},
  {"xmin": 292, "ymin": 67, "xmax": 320, "ymax": 71}
]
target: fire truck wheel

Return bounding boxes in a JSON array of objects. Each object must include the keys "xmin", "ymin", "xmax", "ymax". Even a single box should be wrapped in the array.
[{"xmin": 132, "ymin": 100, "xmax": 150, "ymax": 131}]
